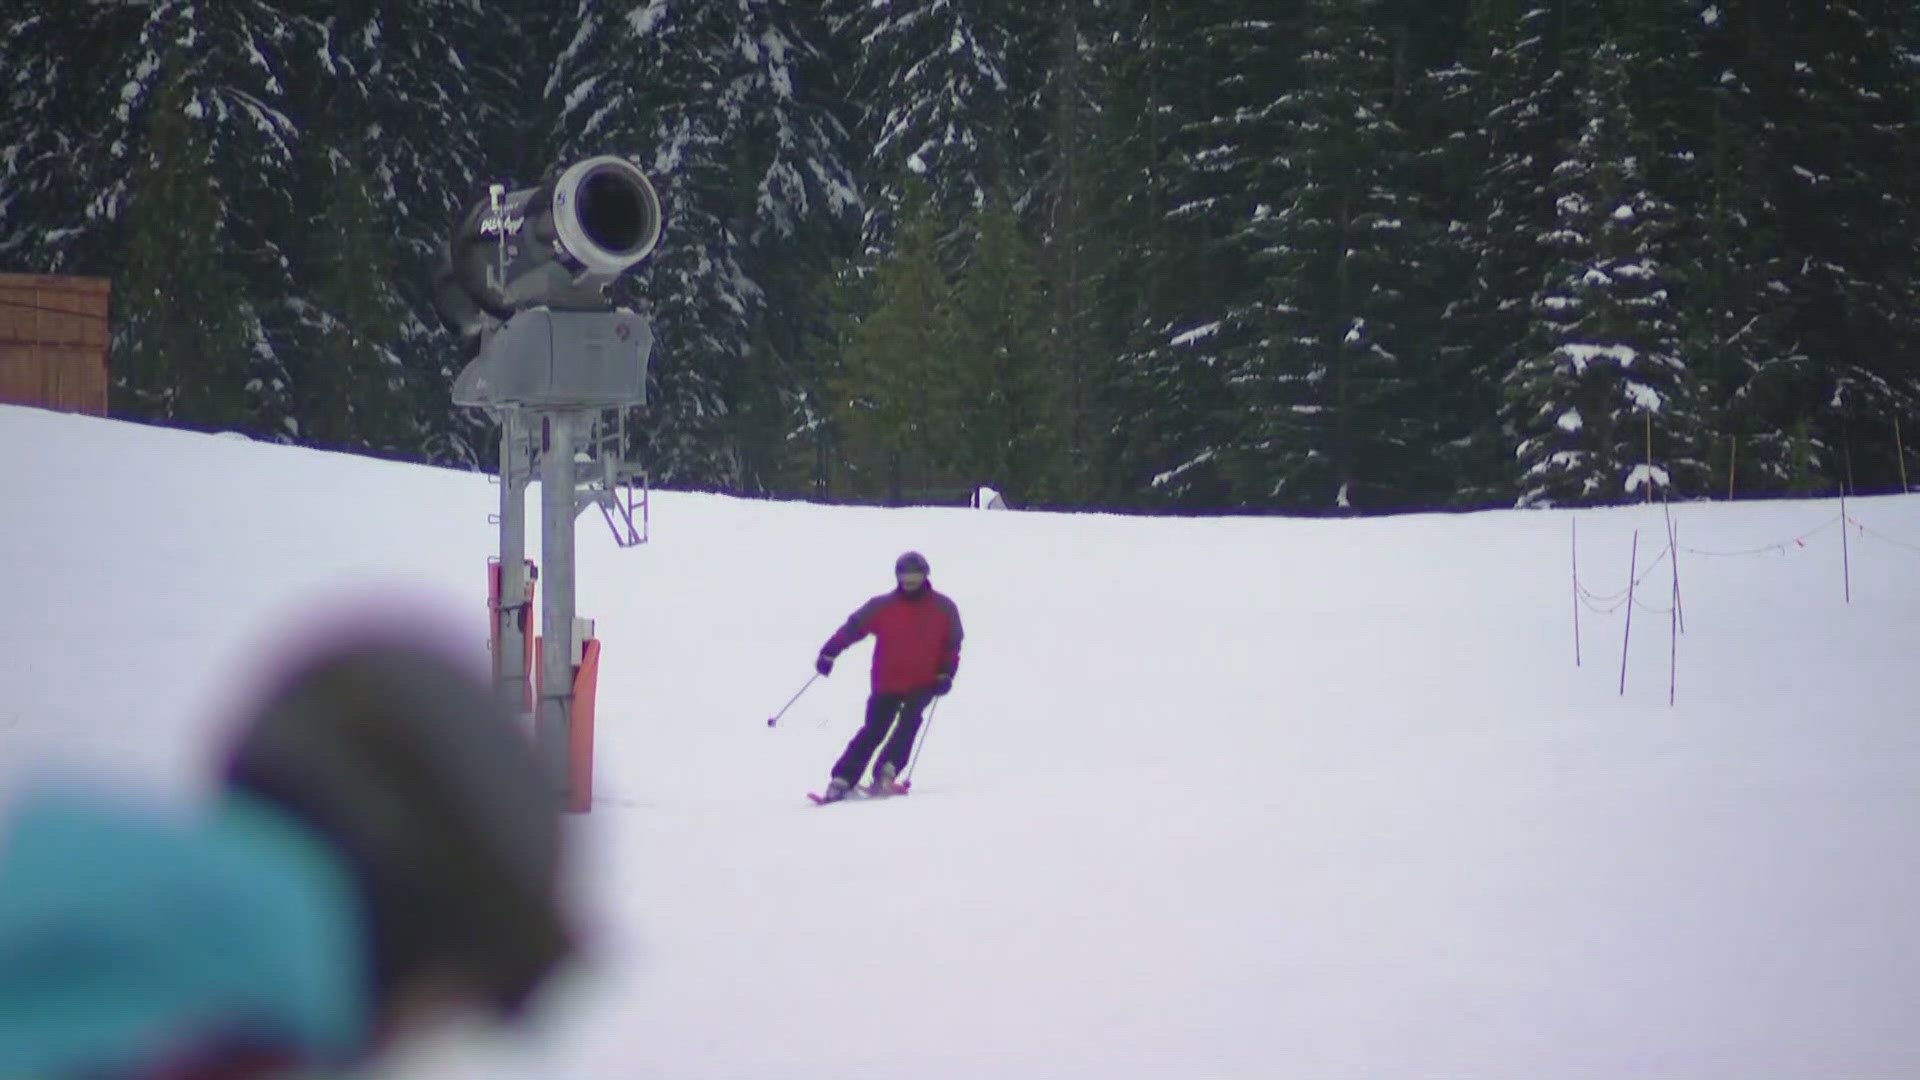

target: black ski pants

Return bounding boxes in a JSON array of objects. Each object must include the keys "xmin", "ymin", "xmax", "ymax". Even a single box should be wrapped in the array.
[{"xmin": 831, "ymin": 689, "xmax": 932, "ymax": 784}]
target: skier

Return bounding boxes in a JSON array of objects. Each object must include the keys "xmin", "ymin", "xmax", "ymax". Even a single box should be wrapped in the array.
[
  {"xmin": 0, "ymin": 628, "xmax": 574, "ymax": 1079},
  {"xmin": 813, "ymin": 551, "xmax": 963, "ymax": 801}
]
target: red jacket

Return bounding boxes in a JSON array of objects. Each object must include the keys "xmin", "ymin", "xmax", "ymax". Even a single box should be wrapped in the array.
[{"xmin": 821, "ymin": 585, "xmax": 963, "ymax": 694}]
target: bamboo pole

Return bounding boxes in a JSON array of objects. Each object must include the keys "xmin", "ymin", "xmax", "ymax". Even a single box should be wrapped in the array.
[
  {"xmin": 1668, "ymin": 519, "xmax": 1681, "ymax": 707},
  {"xmin": 1620, "ymin": 529, "xmax": 1639, "ymax": 696},
  {"xmin": 1842, "ymin": 417, "xmax": 1856, "ymax": 497},
  {"xmin": 1840, "ymin": 487, "xmax": 1852, "ymax": 605},
  {"xmin": 1728, "ymin": 434, "xmax": 1737, "ymax": 501},
  {"xmin": 1668, "ymin": 583, "xmax": 1678, "ymax": 706},
  {"xmin": 1572, "ymin": 518, "xmax": 1582, "ymax": 668},
  {"xmin": 1664, "ymin": 499, "xmax": 1685, "ymax": 635},
  {"xmin": 1898, "ymin": 416, "xmax": 1909, "ymax": 493},
  {"xmin": 1645, "ymin": 412, "xmax": 1654, "ymax": 503}
]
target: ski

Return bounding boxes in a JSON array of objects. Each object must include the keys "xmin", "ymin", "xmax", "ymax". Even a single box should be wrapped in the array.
[{"xmin": 807, "ymin": 780, "xmax": 910, "ymax": 805}]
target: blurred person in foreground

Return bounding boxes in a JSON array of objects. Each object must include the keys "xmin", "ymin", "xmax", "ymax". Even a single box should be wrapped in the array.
[{"xmin": 0, "ymin": 629, "xmax": 573, "ymax": 1079}]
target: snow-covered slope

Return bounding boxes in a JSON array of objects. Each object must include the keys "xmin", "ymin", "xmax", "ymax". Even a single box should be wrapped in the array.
[{"xmin": 4, "ymin": 403, "xmax": 1918, "ymax": 1079}]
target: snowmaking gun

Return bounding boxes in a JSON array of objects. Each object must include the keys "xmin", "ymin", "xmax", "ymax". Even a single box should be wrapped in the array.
[
  {"xmin": 432, "ymin": 156, "xmax": 664, "ymax": 813},
  {"xmin": 433, "ymin": 154, "xmax": 663, "ymax": 342}
]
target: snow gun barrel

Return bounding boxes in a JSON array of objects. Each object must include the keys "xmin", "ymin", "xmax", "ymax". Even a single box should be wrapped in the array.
[{"xmin": 435, "ymin": 155, "xmax": 663, "ymax": 338}]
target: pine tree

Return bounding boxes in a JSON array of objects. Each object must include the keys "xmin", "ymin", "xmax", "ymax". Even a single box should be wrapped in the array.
[
  {"xmin": 285, "ymin": 144, "xmax": 410, "ymax": 453},
  {"xmin": 104, "ymin": 3, "xmax": 319, "ymax": 439},
  {"xmin": 1224, "ymin": 0, "xmax": 1432, "ymax": 512},
  {"xmin": 1653, "ymin": 0, "xmax": 1799, "ymax": 496},
  {"xmin": 548, "ymin": 0, "xmax": 857, "ymax": 490},
  {"xmin": 730, "ymin": 3, "xmax": 861, "ymax": 497},
  {"xmin": 0, "ymin": 3, "xmax": 149, "ymax": 270},
  {"xmin": 827, "ymin": 180, "xmax": 963, "ymax": 503},
  {"xmin": 952, "ymin": 191, "xmax": 1062, "ymax": 503},
  {"xmin": 1099, "ymin": 0, "xmax": 1261, "ymax": 510},
  {"xmin": 1076, "ymin": 0, "xmax": 1179, "ymax": 507},
  {"xmin": 287, "ymin": 1, "xmax": 536, "ymax": 466},
  {"xmin": 1427, "ymin": 4, "xmax": 1576, "ymax": 509},
  {"xmin": 1505, "ymin": 41, "xmax": 1709, "ymax": 507},
  {"xmin": 1031, "ymin": 0, "xmax": 1096, "ymax": 501},
  {"xmin": 1, "ymin": 1, "xmax": 530, "ymax": 461},
  {"xmin": 112, "ymin": 67, "xmax": 259, "ymax": 429},
  {"xmin": 1736, "ymin": 0, "xmax": 1920, "ymax": 495},
  {"xmin": 0, "ymin": 6, "xmax": 66, "ymax": 264},
  {"xmin": 826, "ymin": 0, "xmax": 1038, "ymax": 255},
  {"xmin": 1358, "ymin": 0, "xmax": 1485, "ymax": 509}
]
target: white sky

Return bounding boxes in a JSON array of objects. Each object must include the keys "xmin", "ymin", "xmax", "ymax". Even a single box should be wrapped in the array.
[{"xmin": 3, "ymin": 403, "xmax": 1919, "ymax": 1079}]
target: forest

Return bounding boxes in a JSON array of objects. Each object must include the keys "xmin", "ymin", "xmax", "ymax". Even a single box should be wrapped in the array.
[{"xmin": 3, "ymin": 1, "xmax": 1916, "ymax": 513}]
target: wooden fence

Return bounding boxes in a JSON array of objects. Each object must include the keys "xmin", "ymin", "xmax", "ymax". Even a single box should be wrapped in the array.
[{"xmin": 0, "ymin": 273, "xmax": 111, "ymax": 416}]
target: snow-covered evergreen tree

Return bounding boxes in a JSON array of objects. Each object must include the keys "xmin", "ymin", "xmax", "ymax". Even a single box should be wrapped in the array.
[
  {"xmin": 281, "ymin": 1, "xmax": 530, "ymax": 464},
  {"xmin": 1223, "ymin": 0, "xmax": 1431, "ymax": 511},
  {"xmin": 826, "ymin": 179, "xmax": 960, "ymax": 503},
  {"xmin": 549, "ymin": 0, "xmax": 857, "ymax": 489},
  {"xmin": 1071, "ymin": 0, "xmax": 1165, "ymax": 507},
  {"xmin": 110, "ymin": 69, "xmax": 261, "ymax": 429},
  {"xmin": 101, "ymin": 4, "xmax": 312, "ymax": 437},
  {"xmin": 1505, "ymin": 42, "xmax": 1709, "ymax": 508},
  {"xmin": 1028, "ymin": 0, "xmax": 1106, "ymax": 502},
  {"xmin": 826, "ymin": 0, "xmax": 1037, "ymax": 255},
  {"xmin": 952, "ymin": 191, "xmax": 1062, "ymax": 503},
  {"xmin": 2, "ymin": 1, "xmax": 522, "ymax": 457},
  {"xmin": 1098, "ymin": 0, "xmax": 1264, "ymax": 510},
  {"xmin": 0, "ymin": 4, "xmax": 144, "ymax": 268},
  {"xmin": 1660, "ymin": 0, "xmax": 1801, "ymax": 495},
  {"xmin": 1424, "ymin": 4, "xmax": 1574, "ymax": 509},
  {"xmin": 1748, "ymin": 0, "xmax": 1920, "ymax": 494},
  {"xmin": 7, "ymin": 1, "xmax": 1917, "ymax": 506}
]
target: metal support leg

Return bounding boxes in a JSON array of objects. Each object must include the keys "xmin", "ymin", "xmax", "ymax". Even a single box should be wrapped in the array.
[
  {"xmin": 538, "ymin": 412, "xmax": 579, "ymax": 805},
  {"xmin": 498, "ymin": 409, "xmax": 531, "ymax": 718}
]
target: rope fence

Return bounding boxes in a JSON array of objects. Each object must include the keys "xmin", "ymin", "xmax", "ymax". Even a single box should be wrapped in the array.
[
  {"xmin": 1850, "ymin": 516, "xmax": 1920, "ymax": 555},
  {"xmin": 1674, "ymin": 513, "xmax": 1843, "ymax": 558},
  {"xmin": 1569, "ymin": 494, "xmax": 1919, "ymax": 706}
]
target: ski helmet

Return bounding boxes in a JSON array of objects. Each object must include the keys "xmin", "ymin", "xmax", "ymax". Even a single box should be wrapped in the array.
[
  {"xmin": 222, "ymin": 632, "xmax": 572, "ymax": 1028},
  {"xmin": 895, "ymin": 551, "xmax": 929, "ymax": 575}
]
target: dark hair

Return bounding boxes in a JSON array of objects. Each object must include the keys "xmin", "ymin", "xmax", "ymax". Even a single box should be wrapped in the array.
[{"xmin": 223, "ymin": 636, "xmax": 572, "ymax": 1025}]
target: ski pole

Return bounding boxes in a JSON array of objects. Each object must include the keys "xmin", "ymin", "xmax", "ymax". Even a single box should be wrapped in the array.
[
  {"xmin": 765, "ymin": 673, "xmax": 820, "ymax": 727},
  {"xmin": 901, "ymin": 697, "xmax": 939, "ymax": 787}
]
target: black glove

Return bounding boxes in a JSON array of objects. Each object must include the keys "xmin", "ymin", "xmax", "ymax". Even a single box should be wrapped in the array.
[
  {"xmin": 815, "ymin": 654, "xmax": 834, "ymax": 676},
  {"xmin": 930, "ymin": 673, "xmax": 952, "ymax": 696}
]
